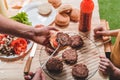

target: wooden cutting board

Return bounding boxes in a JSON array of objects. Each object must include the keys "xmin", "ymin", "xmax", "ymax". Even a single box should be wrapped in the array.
[{"xmin": 100, "ymin": 19, "xmax": 112, "ymax": 52}]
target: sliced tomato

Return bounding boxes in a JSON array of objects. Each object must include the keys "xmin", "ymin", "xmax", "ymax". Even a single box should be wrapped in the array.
[
  {"xmin": 0, "ymin": 34, "xmax": 7, "ymax": 43},
  {"xmin": 11, "ymin": 38, "xmax": 27, "ymax": 55},
  {"xmin": 0, "ymin": 41, "xmax": 5, "ymax": 44},
  {"xmin": 50, "ymin": 36, "xmax": 58, "ymax": 48},
  {"xmin": 53, "ymin": 39, "xmax": 58, "ymax": 48}
]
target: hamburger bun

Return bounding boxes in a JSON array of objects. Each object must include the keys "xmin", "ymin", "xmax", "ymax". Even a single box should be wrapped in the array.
[
  {"xmin": 55, "ymin": 13, "xmax": 70, "ymax": 27},
  {"xmin": 48, "ymin": 0, "xmax": 62, "ymax": 8},
  {"xmin": 38, "ymin": 3, "xmax": 52, "ymax": 16},
  {"xmin": 70, "ymin": 8, "xmax": 80, "ymax": 22}
]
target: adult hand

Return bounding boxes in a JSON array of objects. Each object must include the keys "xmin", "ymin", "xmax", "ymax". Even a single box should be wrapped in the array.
[
  {"xmin": 94, "ymin": 26, "xmax": 110, "ymax": 37},
  {"xmin": 99, "ymin": 56, "xmax": 116, "ymax": 75},
  {"xmin": 32, "ymin": 25, "xmax": 58, "ymax": 46},
  {"xmin": 24, "ymin": 68, "xmax": 46, "ymax": 80}
]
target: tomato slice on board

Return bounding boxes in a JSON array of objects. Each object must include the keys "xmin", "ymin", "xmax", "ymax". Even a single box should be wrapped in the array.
[{"xmin": 11, "ymin": 38, "xmax": 27, "ymax": 55}]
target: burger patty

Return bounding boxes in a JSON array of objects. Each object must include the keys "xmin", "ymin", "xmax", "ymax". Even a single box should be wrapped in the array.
[
  {"xmin": 56, "ymin": 32, "xmax": 71, "ymax": 46},
  {"xmin": 45, "ymin": 42, "xmax": 56, "ymax": 55},
  {"xmin": 45, "ymin": 46, "xmax": 55, "ymax": 55},
  {"xmin": 70, "ymin": 35, "xmax": 84, "ymax": 48},
  {"xmin": 46, "ymin": 57, "xmax": 63, "ymax": 73},
  {"xmin": 62, "ymin": 49, "xmax": 77, "ymax": 64},
  {"xmin": 72, "ymin": 63, "xmax": 89, "ymax": 79}
]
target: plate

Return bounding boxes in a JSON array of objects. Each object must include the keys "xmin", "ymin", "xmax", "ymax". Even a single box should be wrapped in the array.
[
  {"xmin": 20, "ymin": 2, "xmax": 57, "ymax": 26},
  {"xmin": 0, "ymin": 36, "xmax": 33, "ymax": 61},
  {"xmin": 39, "ymin": 31, "xmax": 100, "ymax": 80}
]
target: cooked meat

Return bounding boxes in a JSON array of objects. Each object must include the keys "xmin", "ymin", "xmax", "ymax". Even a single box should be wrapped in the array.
[
  {"xmin": 72, "ymin": 63, "xmax": 89, "ymax": 80},
  {"xmin": 56, "ymin": 32, "xmax": 71, "ymax": 46},
  {"xmin": 45, "ymin": 46, "xmax": 55, "ymax": 55},
  {"xmin": 46, "ymin": 57, "xmax": 63, "ymax": 73},
  {"xmin": 45, "ymin": 42, "xmax": 58, "ymax": 56},
  {"xmin": 62, "ymin": 49, "xmax": 77, "ymax": 64},
  {"xmin": 70, "ymin": 35, "xmax": 84, "ymax": 48}
]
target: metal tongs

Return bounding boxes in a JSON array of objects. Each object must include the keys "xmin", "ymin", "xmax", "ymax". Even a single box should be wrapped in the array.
[
  {"xmin": 86, "ymin": 36, "xmax": 111, "ymax": 51},
  {"xmin": 41, "ymin": 44, "xmax": 61, "ymax": 68}
]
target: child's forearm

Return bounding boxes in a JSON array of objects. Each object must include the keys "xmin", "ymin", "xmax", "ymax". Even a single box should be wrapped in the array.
[{"xmin": 109, "ymin": 29, "xmax": 120, "ymax": 37}]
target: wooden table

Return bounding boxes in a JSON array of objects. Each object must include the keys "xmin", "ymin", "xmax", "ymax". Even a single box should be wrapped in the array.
[{"xmin": 0, "ymin": 0, "xmax": 109, "ymax": 80}]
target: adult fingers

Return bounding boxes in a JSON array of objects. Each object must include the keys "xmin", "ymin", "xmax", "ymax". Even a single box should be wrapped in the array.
[
  {"xmin": 29, "ymin": 72, "xmax": 35, "ymax": 79},
  {"xmin": 35, "ymin": 24, "xmax": 44, "ymax": 28},
  {"xmin": 42, "ymin": 35, "xmax": 50, "ymax": 45},
  {"xmin": 40, "ymin": 72, "xmax": 46, "ymax": 80},
  {"xmin": 36, "ymin": 67, "xmax": 43, "ymax": 72},
  {"xmin": 29, "ymin": 72, "xmax": 34, "ymax": 76},
  {"xmin": 24, "ymin": 72, "xmax": 35, "ymax": 80},
  {"xmin": 36, "ymin": 67, "xmax": 46, "ymax": 80},
  {"xmin": 47, "ymin": 27, "xmax": 59, "ymax": 31},
  {"xmin": 39, "ymin": 36, "xmax": 47, "ymax": 45},
  {"xmin": 24, "ymin": 75, "xmax": 31, "ymax": 80}
]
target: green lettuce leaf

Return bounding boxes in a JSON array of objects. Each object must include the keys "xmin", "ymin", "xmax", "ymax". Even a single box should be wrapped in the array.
[{"xmin": 11, "ymin": 12, "xmax": 32, "ymax": 25}]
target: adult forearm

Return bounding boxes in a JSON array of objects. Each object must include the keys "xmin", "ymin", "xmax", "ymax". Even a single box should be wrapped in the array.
[
  {"xmin": 109, "ymin": 29, "xmax": 120, "ymax": 37},
  {"xmin": 0, "ymin": 15, "xmax": 34, "ymax": 40}
]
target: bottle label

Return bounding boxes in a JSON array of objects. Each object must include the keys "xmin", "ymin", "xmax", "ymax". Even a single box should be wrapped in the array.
[{"xmin": 79, "ymin": 12, "xmax": 92, "ymax": 32}]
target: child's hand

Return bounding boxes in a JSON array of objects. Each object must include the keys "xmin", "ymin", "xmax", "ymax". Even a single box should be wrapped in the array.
[
  {"xmin": 99, "ymin": 56, "xmax": 116, "ymax": 75},
  {"xmin": 94, "ymin": 26, "xmax": 110, "ymax": 37}
]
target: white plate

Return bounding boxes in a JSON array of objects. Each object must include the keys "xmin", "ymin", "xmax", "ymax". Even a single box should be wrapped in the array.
[
  {"xmin": 20, "ymin": 2, "xmax": 57, "ymax": 26},
  {"xmin": 0, "ymin": 40, "xmax": 33, "ymax": 61}
]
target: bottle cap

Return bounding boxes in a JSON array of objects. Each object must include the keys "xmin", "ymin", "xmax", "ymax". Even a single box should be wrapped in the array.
[{"xmin": 81, "ymin": 0, "xmax": 94, "ymax": 13}]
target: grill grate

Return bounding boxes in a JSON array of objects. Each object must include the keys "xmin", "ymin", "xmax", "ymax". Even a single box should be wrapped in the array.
[{"xmin": 39, "ymin": 32, "xmax": 102, "ymax": 80}]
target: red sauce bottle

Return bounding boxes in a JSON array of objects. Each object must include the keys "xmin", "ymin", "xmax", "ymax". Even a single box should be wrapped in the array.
[{"xmin": 79, "ymin": 0, "xmax": 94, "ymax": 32}]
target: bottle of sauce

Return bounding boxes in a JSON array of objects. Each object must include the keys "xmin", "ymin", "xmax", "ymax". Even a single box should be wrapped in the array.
[
  {"xmin": 79, "ymin": 0, "xmax": 94, "ymax": 32},
  {"xmin": 0, "ymin": 0, "xmax": 8, "ymax": 17}
]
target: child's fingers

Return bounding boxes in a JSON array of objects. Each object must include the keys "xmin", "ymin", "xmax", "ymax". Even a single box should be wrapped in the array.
[
  {"xmin": 99, "ymin": 67, "xmax": 105, "ymax": 72},
  {"xmin": 99, "ymin": 63, "xmax": 107, "ymax": 70},
  {"xmin": 99, "ymin": 68, "xmax": 107, "ymax": 75},
  {"xmin": 99, "ymin": 55, "xmax": 106, "ymax": 58},
  {"xmin": 99, "ymin": 60, "xmax": 109, "ymax": 66},
  {"xmin": 100, "ymin": 57, "xmax": 109, "ymax": 63}
]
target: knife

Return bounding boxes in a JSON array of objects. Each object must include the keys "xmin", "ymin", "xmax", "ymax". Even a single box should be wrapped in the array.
[
  {"xmin": 41, "ymin": 44, "xmax": 60, "ymax": 68},
  {"xmin": 24, "ymin": 43, "xmax": 37, "ymax": 75}
]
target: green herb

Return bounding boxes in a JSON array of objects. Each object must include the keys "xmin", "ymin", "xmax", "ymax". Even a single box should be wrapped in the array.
[{"xmin": 11, "ymin": 12, "xmax": 32, "ymax": 25}]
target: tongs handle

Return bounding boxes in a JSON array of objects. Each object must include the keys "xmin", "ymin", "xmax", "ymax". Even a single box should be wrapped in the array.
[{"xmin": 96, "ymin": 38, "xmax": 111, "ymax": 47}]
